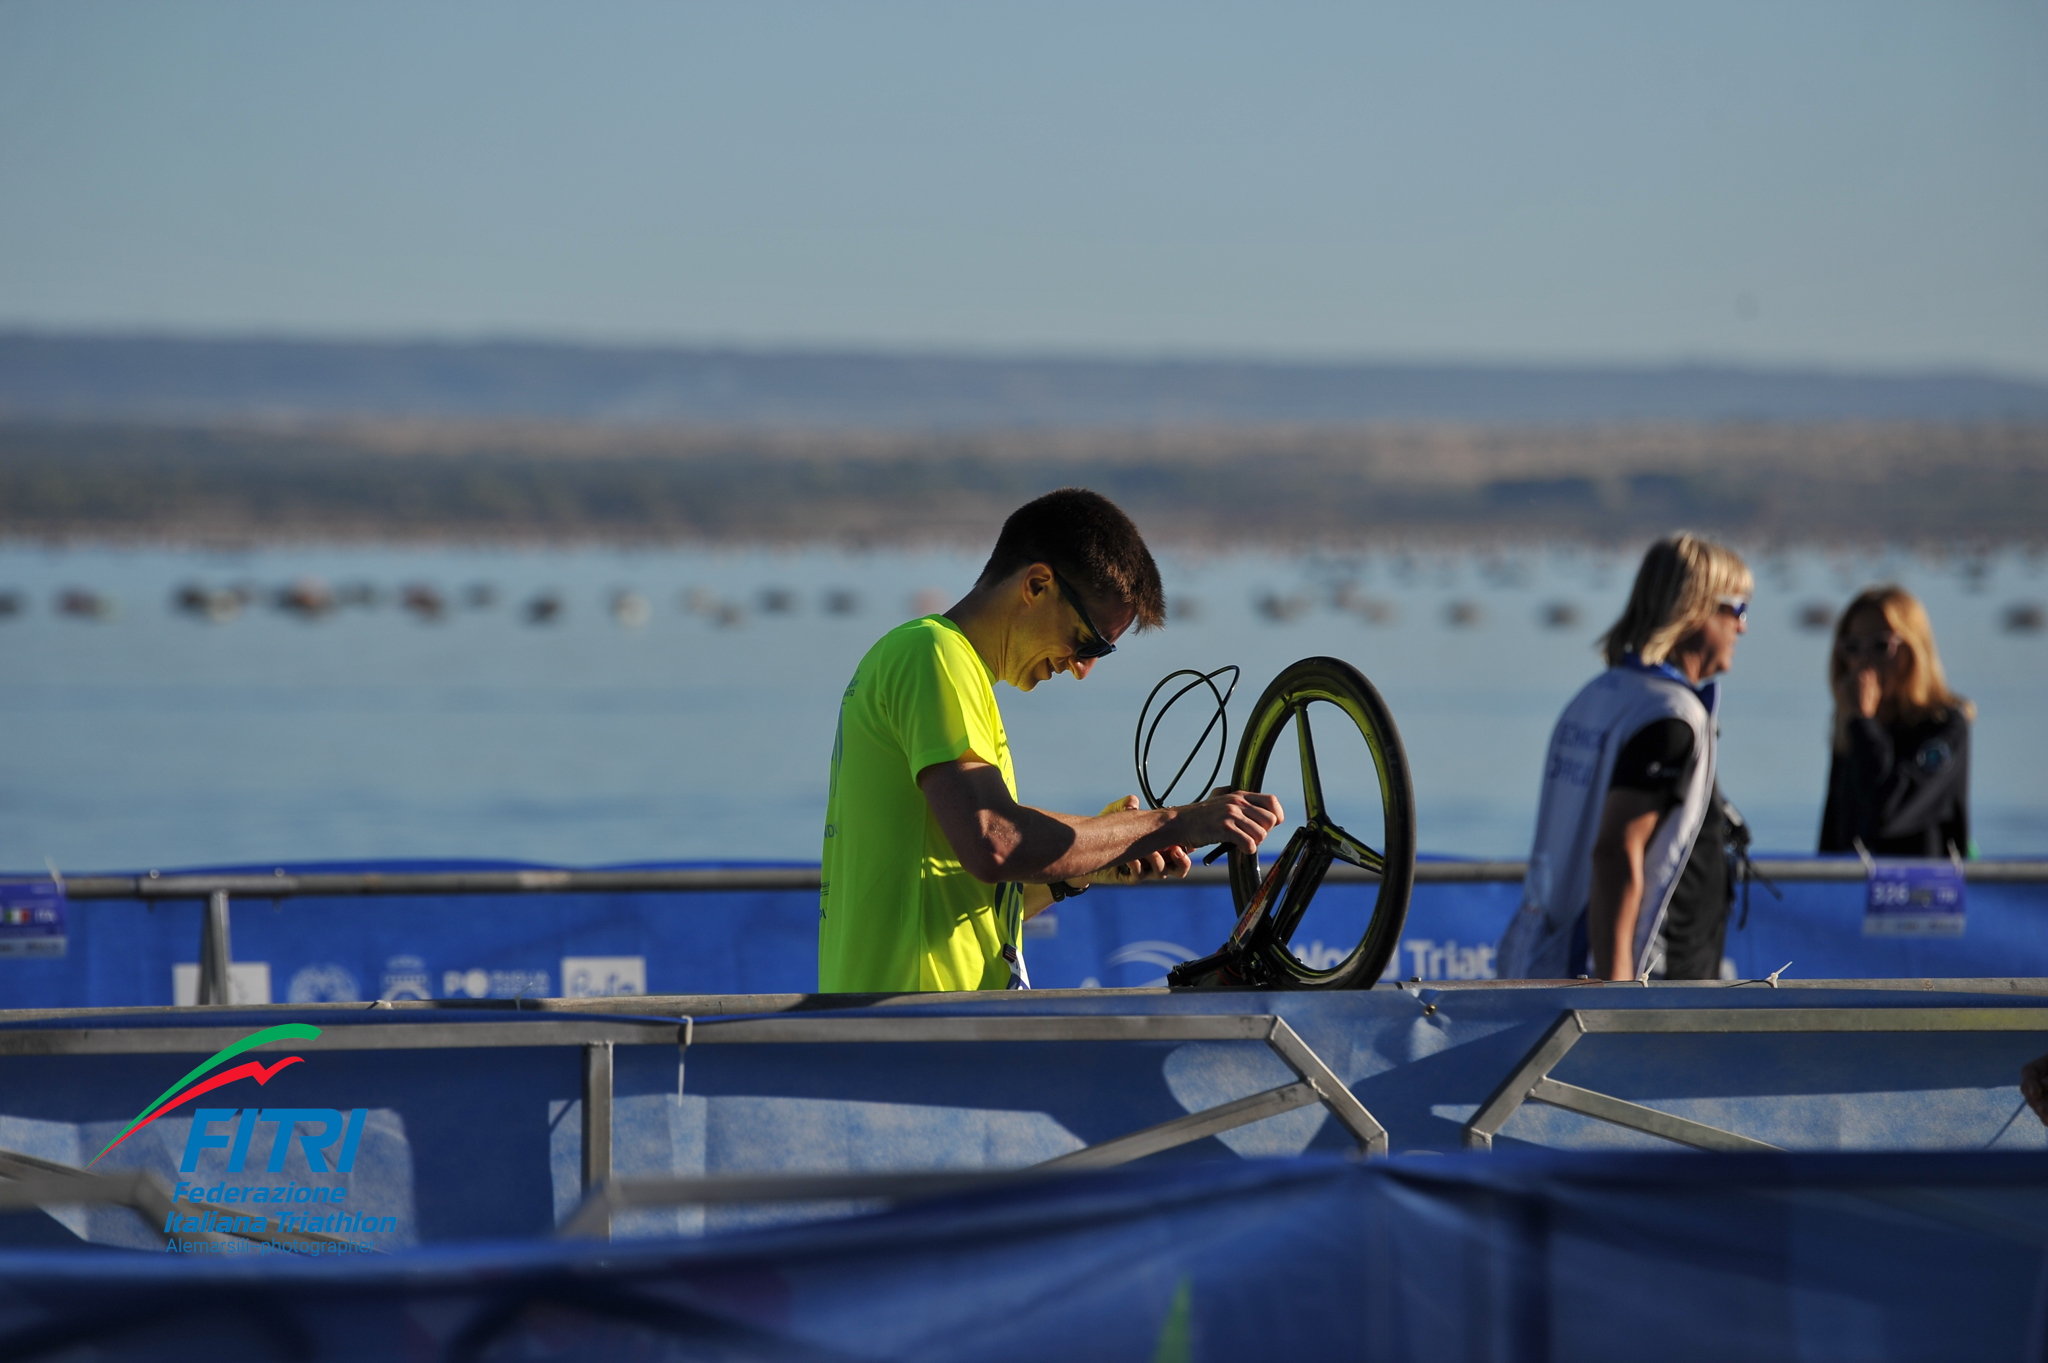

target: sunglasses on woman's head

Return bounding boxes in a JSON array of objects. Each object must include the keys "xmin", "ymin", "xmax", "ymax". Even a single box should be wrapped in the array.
[{"xmin": 1716, "ymin": 595, "xmax": 1749, "ymax": 622}]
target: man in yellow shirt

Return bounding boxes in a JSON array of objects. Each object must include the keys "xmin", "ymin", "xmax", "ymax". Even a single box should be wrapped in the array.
[{"xmin": 819, "ymin": 488, "xmax": 1285, "ymax": 992}]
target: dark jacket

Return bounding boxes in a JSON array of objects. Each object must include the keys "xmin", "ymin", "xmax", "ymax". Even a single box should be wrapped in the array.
[{"xmin": 1819, "ymin": 709, "xmax": 1970, "ymax": 858}]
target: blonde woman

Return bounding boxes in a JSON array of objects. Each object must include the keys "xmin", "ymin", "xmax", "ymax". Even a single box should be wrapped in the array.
[
  {"xmin": 1819, "ymin": 586, "xmax": 1972, "ymax": 858},
  {"xmin": 1500, "ymin": 533, "xmax": 1751, "ymax": 980}
]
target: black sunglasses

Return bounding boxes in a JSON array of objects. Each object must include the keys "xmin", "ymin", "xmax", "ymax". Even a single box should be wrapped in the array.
[{"xmin": 1049, "ymin": 567, "xmax": 1117, "ymax": 660}]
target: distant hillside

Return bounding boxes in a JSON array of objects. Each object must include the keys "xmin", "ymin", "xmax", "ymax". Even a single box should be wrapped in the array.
[
  {"xmin": 4, "ymin": 332, "xmax": 2048, "ymax": 427},
  {"xmin": 5, "ymin": 418, "xmax": 2043, "ymax": 544}
]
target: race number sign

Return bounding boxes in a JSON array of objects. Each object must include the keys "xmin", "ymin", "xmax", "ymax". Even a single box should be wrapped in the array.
[
  {"xmin": 1861, "ymin": 859, "xmax": 1965, "ymax": 937},
  {"xmin": 0, "ymin": 879, "xmax": 69, "ymax": 958}
]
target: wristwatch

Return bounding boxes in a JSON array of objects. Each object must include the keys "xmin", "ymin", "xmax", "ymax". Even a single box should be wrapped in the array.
[{"xmin": 1048, "ymin": 879, "xmax": 1090, "ymax": 902}]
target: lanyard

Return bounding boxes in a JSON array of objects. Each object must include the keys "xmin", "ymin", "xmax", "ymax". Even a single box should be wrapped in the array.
[{"xmin": 997, "ymin": 882, "xmax": 1032, "ymax": 990}]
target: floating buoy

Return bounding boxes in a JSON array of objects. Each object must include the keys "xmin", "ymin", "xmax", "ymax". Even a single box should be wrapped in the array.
[
  {"xmin": 55, "ymin": 588, "xmax": 116, "ymax": 621},
  {"xmin": 611, "ymin": 590, "xmax": 651, "ymax": 628},
  {"xmin": 275, "ymin": 578, "xmax": 334, "ymax": 619},
  {"xmin": 1445, "ymin": 600, "xmax": 1483, "ymax": 628},
  {"xmin": 2003, "ymin": 602, "xmax": 2045, "ymax": 634},
  {"xmin": 822, "ymin": 588, "xmax": 861, "ymax": 616},
  {"xmin": 758, "ymin": 586, "xmax": 796, "ymax": 614},
  {"xmin": 713, "ymin": 601, "xmax": 745, "ymax": 628},
  {"xmin": 401, "ymin": 584, "xmax": 446, "ymax": 621},
  {"xmin": 524, "ymin": 592, "xmax": 564, "ymax": 625},
  {"xmin": 1350, "ymin": 596, "xmax": 1396, "ymax": 625},
  {"xmin": 174, "ymin": 583, "xmax": 245, "ymax": 623},
  {"xmin": 0, "ymin": 589, "xmax": 25, "ymax": 618},
  {"xmin": 1540, "ymin": 601, "xmax": 1581, "ymax": 629},
  {"xmin": 1254, "ymin": 592, "xmax": 1310, "ymax": 623},
  {"xmin": 1169, "ymin": 596, "xmax": 1203, "ymax": 622},
  {"xmin": 1796, "ymin": 602, "xmax": 1835, "ymax": 632}
]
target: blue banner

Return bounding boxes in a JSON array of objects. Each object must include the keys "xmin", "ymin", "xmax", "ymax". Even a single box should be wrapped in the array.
[{"xmin": 0, "ymin": 858, "xmax": 2043, "ymax": 1008}]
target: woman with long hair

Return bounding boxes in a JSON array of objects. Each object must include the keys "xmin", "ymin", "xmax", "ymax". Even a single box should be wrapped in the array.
[
  {"xmin": 1819, "ymin": 586, "xmax": 1972, "ymax": 857},
  {"xmin": 1499, "ymin": 533, "xmax": 1751, "ymax": 980}
]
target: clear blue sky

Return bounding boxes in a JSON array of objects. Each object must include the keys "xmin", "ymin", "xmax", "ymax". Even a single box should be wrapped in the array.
[{"xmin": 2, "ymin": 0, "xmax": 2044, "ymax": 376}]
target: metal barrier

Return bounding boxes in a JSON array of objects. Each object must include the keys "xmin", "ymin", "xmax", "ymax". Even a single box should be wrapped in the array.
[
  {"xmin": 0, "ymin": 1145, "xmax": 355, "ymax": 1254},
  {"xmin": 0, "ymin": 1009, "xmax": 1386, "ymax": 1243},
  {"xmin": 49, "ymin": 859, "xmax": 2048, "ymax": 1007},
  {"xmin": 1463, "ymin": 1005, "xmax": 2048, "ymax": 1154}
]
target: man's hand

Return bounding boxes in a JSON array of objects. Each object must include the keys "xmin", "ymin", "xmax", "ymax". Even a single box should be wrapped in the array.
[
  {"xmin": 1082, "ymin": 788, "xmax": 1285, "ymax": 886},
  {"xmin": 1087, "ymin": 796, "xmax": 1195, "ymax": 886},
  {"xmin": 2023, "ymin": 1053, "xmax": 2048, "ymax": 1126},
  {"xmin": 1172, "ymin": 787, "xmax": 1286, "ymax": 857},
  {"xmin": 917, "ymin": 760, "xmax": 1283, "ymax": 886}
]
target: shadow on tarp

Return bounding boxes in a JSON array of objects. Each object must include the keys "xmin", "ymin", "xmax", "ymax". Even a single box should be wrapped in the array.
[{"xmin": 0, "ymin": 1151, "xmax": 2043, "ymax": 1363}]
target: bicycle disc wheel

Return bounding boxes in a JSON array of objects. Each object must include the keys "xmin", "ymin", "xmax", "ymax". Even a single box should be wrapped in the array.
[{"xmin": 1220, "ymin": 656, "xmax": 1416, "ymax": 989}]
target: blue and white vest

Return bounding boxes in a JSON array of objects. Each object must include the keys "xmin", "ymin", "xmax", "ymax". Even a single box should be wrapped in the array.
[{"xmin": 1497, "ymin": 660, "xmax": 1719, "ymax": 979}]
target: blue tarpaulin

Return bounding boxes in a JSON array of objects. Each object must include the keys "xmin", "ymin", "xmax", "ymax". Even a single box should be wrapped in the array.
[
  {"xmin": 1, "ymin": 1151, "xmax": 2044, "ymax": 1362},
  {"xmin": 1, "ymin": 858, "xmax": 2044, "ymax": 1009},
  {"xmin": 6, "ymin": 986, "xmax": 2046, "ymax": 1256}
]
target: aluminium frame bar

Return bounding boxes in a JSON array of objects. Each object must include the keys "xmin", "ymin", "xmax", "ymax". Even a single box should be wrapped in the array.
[
  {"xmin": 0, "ymin": 1010, "xmax": 1385, "ymax": 1220},
  {"xmin": 679, "ymin": 1011, "xmax": 1388, "ymax": 1159},
  {"xmin": 562, "ymin": 1013, "xmax": 1383, "ymax": 1239},
  {"xmin": 1464, "ymin": 1006, "xmax": 2048, "ymax": 1151},
  {"xmin": 50, "ymin": 859, "xmax": 2048, "ymax": 901},
  {"xmin": 0, "ymin": 1146, "xmax": 358, "ymax": 1253}
]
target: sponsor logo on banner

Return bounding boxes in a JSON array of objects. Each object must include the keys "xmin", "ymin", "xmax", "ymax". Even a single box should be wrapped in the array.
[
  {"xmin": 88, "ymin": 1023, "xmax": 391, "ymax": 1256},
  {"xmin": 287, "ymin": 964, "xmax": 361, "ymax": 1004},
  {"xmin": 380, "ymin": 954, "xmax": 433, "ymax": 1000},
  {"xmin": 1386, "ymin": 938, "xmax": 1498, "ymax": 981},
  {"xmin": 0, "ymin": 879, "xmax": 67, "ymax": 958},
  {"xmin": 442, "ymin": 967, "xmax": 550, "ymax": 999},
  {"xmin": 561, "ymin": 956, "xmax": 646, "ymax": 998},
  {"xmin": 1864, "ymin": 859, "xmax": 1966, "ymax": 936},
  {"xmin": 172, "ymin": 962, "xmax": 272, "ymax": 1006},
  {"xmin": 1086, "ymin": 936, "xmax": 1501, "ymax": 987}
]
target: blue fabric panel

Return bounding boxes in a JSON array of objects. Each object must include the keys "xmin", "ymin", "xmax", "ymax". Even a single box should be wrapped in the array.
[
  {"xmin": 0, "ymin": 1151, "xmax": 2042, "ymax": 1362},
  {"xmin": 0, "ymin": 858, "xmax": 2042, "ymax": 1009},
  {"xmin": 9, "ymin": 988, "xmax": 2048, "ymax": 1262},
  {"xmin": 1724, "ymin": 874, "xmax": 2048, "ymax": 981}
]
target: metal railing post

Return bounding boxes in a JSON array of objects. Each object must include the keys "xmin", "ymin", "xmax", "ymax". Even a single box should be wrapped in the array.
[
  {"xmin": 581, "ymin": 1040, "xmax": 614, "ymax": 1212},
  {"xmin": 197, "ymin": 891, "xmax": 233, "ymax": 1006}
]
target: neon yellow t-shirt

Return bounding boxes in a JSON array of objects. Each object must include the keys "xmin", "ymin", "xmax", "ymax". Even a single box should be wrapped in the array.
[{"xmin": 818, "ymin": 615, "xmax": 1021, "ymax": 993}]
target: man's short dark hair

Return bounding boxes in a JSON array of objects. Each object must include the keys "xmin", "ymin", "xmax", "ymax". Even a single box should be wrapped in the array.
[{"xmin": 977, "ymin": 488, "xmax": 1166, "ymax": 630}]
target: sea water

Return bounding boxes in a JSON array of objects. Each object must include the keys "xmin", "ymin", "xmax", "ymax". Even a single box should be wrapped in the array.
[{"xmin": 0, "ymin": 542, "xmax": 2041, "ymax": 873}]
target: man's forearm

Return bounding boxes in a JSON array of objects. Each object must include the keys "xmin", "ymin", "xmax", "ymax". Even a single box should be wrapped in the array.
[
  {"xmin": 919, "ymin": 760, "xmax": 1280, "ymax": 887},
  {"xmin": 982, "ymin": 803, "xmax": 1187, "ymax": 884}
]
